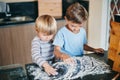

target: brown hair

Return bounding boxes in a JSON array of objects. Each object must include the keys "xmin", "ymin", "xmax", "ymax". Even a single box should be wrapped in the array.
[
  {"xmin": 65, "ymin": 2, "xmax": 88, "ymax": 24},
  {"xmin": 35, "ymin": 15, "xmax": 57, "ymax": 35}
]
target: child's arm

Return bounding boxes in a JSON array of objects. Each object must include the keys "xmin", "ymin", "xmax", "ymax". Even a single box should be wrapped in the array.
[
  {"xmin": 84, "ymin": 44, "xmax": 104, "ymax": 53},
  {"xmin": 54, "ymin": 46, "xmax": 71, "ymax": 60},
  {"xmin": 42, "ymin": 62, "xmax": 58, "ymax": 76},
  {"xmin": 32, "ymin": 40, "xmax": 57, "ymax": 75}
]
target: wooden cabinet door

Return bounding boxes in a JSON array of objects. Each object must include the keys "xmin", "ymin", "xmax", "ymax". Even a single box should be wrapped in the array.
[
  {"xmin": 0, "ymin": 23, "xmax": 36, "ymax": 66},
  {"xmin": 0, "ymin": 27, "xmax": 13, "ymax": 66},
  {"xmin": 38, "ymin": 0, "xmax": 62, "ymax": 18},
  {"xmin": 10, "ymin": 23, "xmax": 36, "ymax": 65}
]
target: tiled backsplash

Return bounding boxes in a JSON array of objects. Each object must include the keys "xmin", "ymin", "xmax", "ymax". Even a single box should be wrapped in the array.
[
  {"xmin": 0, "ymin": 0, "xmax": 89, "ymax": 26},
  {"xmin": 7, "ymin": 1, "xmax": 38, "ymax": 19},
  {"xmin": 1, "ymin": 0, "xmax": 89, "ymax": 19}
]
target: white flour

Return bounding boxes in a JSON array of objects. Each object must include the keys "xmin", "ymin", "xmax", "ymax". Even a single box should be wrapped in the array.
[{"xmin": 26, "ymin": 56, "xmax": 111, "ymax": 80}]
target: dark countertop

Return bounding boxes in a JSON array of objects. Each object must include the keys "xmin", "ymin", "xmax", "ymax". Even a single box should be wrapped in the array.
[
  {"xmin": 0, "ymin": 20, "xmax": 34, "ymax": 26},
  {"xmin": 0, "ymin": 64, "xmax": 28, "ymax": 80},
  {"xmin": 0, "ymin": 51, "xmax": 119, "ymax": 80},
  {"xmin": 83, "ymin": 51, "xmax": 120, "ymax": 80},
  {"xmin": 25, "ymin": 51, "xmax": 120, "ymax": 80},
  {"xmin": 0, "ymin": 16, "xmax": 64, "ymax": 27},
  {"xmin": 0, "ymin": 16, "xmax": 35, "ymax": 26}
]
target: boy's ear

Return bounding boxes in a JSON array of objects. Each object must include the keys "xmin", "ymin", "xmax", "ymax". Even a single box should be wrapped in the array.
[
  {"xmin": 64, "ymin": 16, "xmax": 67, "ymax": 20},
  {"xmin": 35, "ymin": 28, "xmax": 39, "ymax": 33},
  {"xmin": 64, "ymin": 16, "xmax": 69, "ymax": 23}
]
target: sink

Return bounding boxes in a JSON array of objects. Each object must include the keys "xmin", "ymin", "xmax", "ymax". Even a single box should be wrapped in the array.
[
  {"xmin": 0, "ymin": 18, "xmax": 4, "ymax": 22},
  {"xmin": 9, "ymin": 16, "xmax": 33, "ymax": 21},
  {"xmin": 0, "ymin": 16, "xmax": 34, "ymax": 24}
]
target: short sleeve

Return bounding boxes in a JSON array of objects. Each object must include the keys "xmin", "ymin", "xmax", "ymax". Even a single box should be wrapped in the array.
[
  {"xmin": 83, "ymin": 29, "xmax": 87, "ymax": 44},
  {"xmin": 53, "ymin": 30, "xmax": 64, "ymax": 47}
]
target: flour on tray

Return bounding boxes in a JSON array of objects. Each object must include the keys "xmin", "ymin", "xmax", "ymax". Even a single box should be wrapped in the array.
[{"xmin": 26, "ymin": 56, "xmax": 111, "ymax": 80}]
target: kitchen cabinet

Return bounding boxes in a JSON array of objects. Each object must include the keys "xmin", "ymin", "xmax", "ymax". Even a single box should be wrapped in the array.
[
  {"xmin": 108, "ymin": 21, "xmax": 120, "ymax": 72},
  {"xmin": 0, "ymin": 27, "xmax": 13, "ymax": 65},
  {"xmin": 0, "ymin": 23, "xmax": 36, "ymax": 66},
  {"xmin": 38, "ymin": 0, "xmax": 62, "ymax": 18},
  {"xmin": 0, "ymin": 19, "xmax": 65, "ymax": 66}
]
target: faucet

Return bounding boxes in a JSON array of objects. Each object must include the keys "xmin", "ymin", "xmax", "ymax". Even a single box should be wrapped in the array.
[
  {"xmin": 5, "ymin": 3, "xmax": 11, "ymax": 17},
  {"xmin": 0, "ymin": 2, "xmax": 11, "ymax": 17}
]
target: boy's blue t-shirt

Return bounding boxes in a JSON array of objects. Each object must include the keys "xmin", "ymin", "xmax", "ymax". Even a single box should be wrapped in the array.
[{"xmin": 53, "ymin": 26, "xmax": 87, "ymax": 56}]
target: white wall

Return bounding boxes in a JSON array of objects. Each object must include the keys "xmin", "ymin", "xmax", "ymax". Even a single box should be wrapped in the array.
[{"xmin": 88, "ymin": 0, "xmax": 110, "ymax": 50}]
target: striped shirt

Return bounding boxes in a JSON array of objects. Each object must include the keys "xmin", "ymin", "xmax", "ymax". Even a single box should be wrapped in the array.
[{"xmin": 31, "ymin": 36, "xmax": 54, "ymax": 67}]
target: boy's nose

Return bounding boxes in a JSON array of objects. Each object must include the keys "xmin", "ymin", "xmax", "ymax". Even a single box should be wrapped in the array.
[
  {"xmin": 46, "ymin": 36, "xmax": 49, "ymax": 39},
  {"xmin": 46, "ymin": 36, "xmax": 50, "ymax": 40},
  {"xmin": 74, "ymin": 28, "xmax": 79, "ymax": 31}
]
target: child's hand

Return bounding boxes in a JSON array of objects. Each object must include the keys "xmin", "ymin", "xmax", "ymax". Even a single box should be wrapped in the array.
[
  {"xmin": 61, "ymin": 53, "xmax": 70, "ymax": 60},
  {"xmin": 42, "ymin": 62, "xmax": 58, "ymax": 76},
  {"xmin": 94, "ymin": 48, "xmax": 104, "ymax": 54},
  {"xmin": 61, "ymin": 53, "xmax": 75, "ymax": 64},
  {"xmin": 64, "ymin": 58, "xmax": 75, "ymax": 64}
]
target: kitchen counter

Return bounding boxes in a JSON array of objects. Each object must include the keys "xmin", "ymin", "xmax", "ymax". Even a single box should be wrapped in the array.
[
  {"xmin": 0, "ymin": 16, "xmax": 64, "ymax": 27},
  {"xmin": 25, "ymin": 51, "xmax": 120, "ymax": 80},
  {"xmin": 0, "ymin": 16, "xmax": 35, "ymax": 26},
  {"xmin": 83, "ymin": 51, "xmax": 119, "ymax": 80},
  {"xmin": 0, "ymin": 64, "xmax": 28, "ymax": 80},
  {"xmin": 0, "ymin": 50, "xmax": 119, "ymax": 80}
]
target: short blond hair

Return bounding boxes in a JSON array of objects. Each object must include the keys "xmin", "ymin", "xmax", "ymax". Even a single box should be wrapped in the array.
[{"xmin": 35, "ymin": 15, "xmax": 57, "ymax": 35}]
